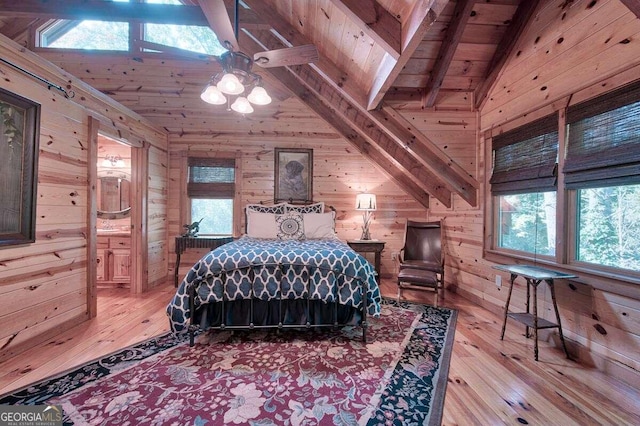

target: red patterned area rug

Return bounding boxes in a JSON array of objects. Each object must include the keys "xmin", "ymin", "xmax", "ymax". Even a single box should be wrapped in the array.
[{"xmin": 0, "ymin": 299, "xmax": 457, "ymax": 425}]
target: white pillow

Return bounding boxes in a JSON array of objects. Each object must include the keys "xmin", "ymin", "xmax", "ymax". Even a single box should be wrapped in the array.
[
  {"xmin": 246, "ymin": 210, "xmax": 278, "ymax": 239},
  {"xmin": 303, "ymin": 212, "xmax": 336, "ymax": 239}
]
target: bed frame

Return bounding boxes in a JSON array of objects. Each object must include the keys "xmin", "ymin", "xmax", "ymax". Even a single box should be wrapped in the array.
[{"xmin": 187, "ymin": 261, "xmax": 369, "ymax": 346}]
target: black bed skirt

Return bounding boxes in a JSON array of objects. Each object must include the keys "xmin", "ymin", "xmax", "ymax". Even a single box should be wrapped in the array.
[{"xmin": 194, "ymin": 299, "xmax": 361, "ymax": 330}]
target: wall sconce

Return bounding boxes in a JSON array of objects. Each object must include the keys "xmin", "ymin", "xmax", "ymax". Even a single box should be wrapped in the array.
[
  {"xmin": 102, "ymin": 154, "xmax": 125, "ymax": 168},
  {"xmin": 355, "ymin": 193, "xmax": 377, "ymax": 240}
]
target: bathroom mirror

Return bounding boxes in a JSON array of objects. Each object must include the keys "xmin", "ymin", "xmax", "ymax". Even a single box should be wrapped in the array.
[{"xmin": 97, "ymin": 170, "xmax": 131, "ymax": 219}]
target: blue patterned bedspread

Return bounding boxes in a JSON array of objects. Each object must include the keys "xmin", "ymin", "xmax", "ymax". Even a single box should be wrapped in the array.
[{"xmin": 166, "ymin": 236, "xmax": 381, "ymax": 334}]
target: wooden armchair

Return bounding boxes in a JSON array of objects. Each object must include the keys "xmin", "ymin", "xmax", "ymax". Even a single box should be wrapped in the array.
[{"xmin": 397, "ymin": 220, "xmax": 444, "ymax": 306}]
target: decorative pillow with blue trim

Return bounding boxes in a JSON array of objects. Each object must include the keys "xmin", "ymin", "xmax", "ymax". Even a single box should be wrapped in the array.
[
  {"xmin": 276, "ymin": 212, "xmax": 305, "ymax": 240},
  {"xmin": 285, "ymin": 202, "xmax": 324, "ymax": 214}
]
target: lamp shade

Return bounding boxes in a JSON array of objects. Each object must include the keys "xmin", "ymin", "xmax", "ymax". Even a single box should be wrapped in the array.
[
  {"xmin": 200, "ymin": 84, "xmax": 227, "ymax": 105},
  {"xmin": 217, "ymin": 72, "xmax": 245, "ymax": 95},
  {"xmin": 247, "ymin": 86, "xmax": 272, "ymax": 105},
  {"xmin": 230, "ymin": 96, "xmax": 254, "ymax": 114},
  {"xmin": 355, "ymin": 193, "xmax": 377, "ymax": 210}
]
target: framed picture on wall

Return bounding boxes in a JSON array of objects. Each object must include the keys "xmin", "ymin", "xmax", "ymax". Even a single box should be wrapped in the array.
[
  {"xmin": 0, "ymin": 88, "xmax": 41, "ymax": 247},
  {"xmin": 274, "ymin": 148, "xmax": 313, "ymax": 204}
]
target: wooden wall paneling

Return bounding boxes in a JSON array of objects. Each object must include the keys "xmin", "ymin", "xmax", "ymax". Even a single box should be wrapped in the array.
[
  {"xmin": 482, "ymin": 1, "xmax": 640, "ymax": 126},
  {"xmin": 146, "ymin": 144, "xmax": 169, "ymax": 287},
  {"xmin": 0, "ymin": 34, "xmax": 168, "ymax": 361},
  {"xmin": 473, "ymin": 0, "xmax": 640, "ymax": 386},
  {"xmin": 87, "ymin": 117, "xmax": 99, "ymax": 317}
]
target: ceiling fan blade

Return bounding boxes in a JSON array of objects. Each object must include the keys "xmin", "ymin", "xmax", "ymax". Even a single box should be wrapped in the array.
[
  {"xmin": 253, "ymin": 45, "xmax": 319, "ymax": 68},
  {"xmin": 198, "ymin": 0, "xmax": 239, "ymax": 51}
]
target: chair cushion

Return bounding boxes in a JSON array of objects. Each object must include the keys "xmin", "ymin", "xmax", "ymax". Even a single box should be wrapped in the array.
[
  {"xmin": 398, "ymin": 268, "xmax": 438, "ymax": 287},
  {"xmin": 399, "ymin": 259, "xmax": 442, "ymax": 272}
]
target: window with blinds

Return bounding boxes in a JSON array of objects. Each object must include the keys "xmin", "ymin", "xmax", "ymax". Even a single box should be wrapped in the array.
[
  {"xmin": 489, "ymin": 114, "xmax": 559, "ymax": 257},
  {"xmin": 565, "ymin": 80, "xmax": 640, "ymax": 189},
  {"xmin": 490, "ymin": 113, "xmax": 559, "ymax": 195},
  {"xmin": 187, "ymin": 157, "xmax": 235, "ymax": 198},
  {"xmin": 565, "ymin": 81, "xmax": 640, "ymax": 273},
  {"xmin": 187, "ymin": 157, "xmax": 236, "ymax": 236}
]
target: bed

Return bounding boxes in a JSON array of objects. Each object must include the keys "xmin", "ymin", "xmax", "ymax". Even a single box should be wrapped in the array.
[{"xmin": 166, "ymin": 202, "xmax": 381, "ymax": 345}]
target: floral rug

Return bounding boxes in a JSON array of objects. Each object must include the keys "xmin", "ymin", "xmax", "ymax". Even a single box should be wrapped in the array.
[{"xmin": 0, "ymin": 299, "xmax": 457, "ymax": 425}]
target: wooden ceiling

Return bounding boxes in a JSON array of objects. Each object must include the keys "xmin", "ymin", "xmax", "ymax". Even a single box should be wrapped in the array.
[{"xmin": 0, "ymin": 0, "xmax": 554, "ymax": 208}]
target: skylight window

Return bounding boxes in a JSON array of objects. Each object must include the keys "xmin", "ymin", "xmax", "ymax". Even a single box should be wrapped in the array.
[
  {"xmin": 41, "ymin": 20, "xmax": 130, "ymax": 51},
  {"xmin": 144, "ymin": 0, "xmax": 225, "ymax": 55},
  {"xmin": 38, "ymin": 0, "xmax": 225, "ymax": 56}
]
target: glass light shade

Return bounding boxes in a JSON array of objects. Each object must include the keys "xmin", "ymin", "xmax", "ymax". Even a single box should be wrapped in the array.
[
  {"xmin": 217, "ymin": 72, "xmax": 245, "ymax": 95},
  {"xmin": 200, "ymin": 84, "xmax": 226, "ymax": 105},
  {"xmin": 247, "ymin": 86, "xmax": 272, "ymax": 105},
  {"xmin": 230, "ymin": 96, "xmax": 254, "ymax": 114},
  {"xmin": 355, "ymin": 193, "xmax": 377, "ymax": 210}
]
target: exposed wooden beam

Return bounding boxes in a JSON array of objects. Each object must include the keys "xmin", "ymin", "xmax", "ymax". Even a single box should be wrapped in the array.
[
  {"xmin": 422, "ymin": 0, "xmax": 476, "ymax": 108},
  {"xmin": 474, "ymin": 0, "xmax": 541, "ymax": 111},
  {"xmin": 372, "ymin": 105, "xmax": 478, "ymax": 206},
  {"xmin": 0, "ymin": 0, "xmax": 256, "ymax": 27},
  {"xmin": 242, "ymin": 0, "xmax": 368, "ymax": 108},
  {"xmin": 327, "ymin": 0, "xmax": 401, "ymax": 59},
  {"xmin": 0, "ymin": 18, "xmax": 41, "ymax": 40},
  {"xmin": 241, "ymin": 31, "xmax": 456, "ymax": 207},
  {"xmin": 620, "ymin": 0, "xmax": 640, "ymax": 18},
  {"xmin": 367, "ymin": 0, "xmax": 449, "ymax": 110}
]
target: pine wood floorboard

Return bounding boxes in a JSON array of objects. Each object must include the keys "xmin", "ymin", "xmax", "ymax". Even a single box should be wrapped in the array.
[{"xmin": 0, "ymin": 280, "xmax": 638, "ymax": 425}]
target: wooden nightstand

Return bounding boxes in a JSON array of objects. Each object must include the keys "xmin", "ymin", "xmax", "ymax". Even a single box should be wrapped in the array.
[{"xmin": 347, "ymin": 239, "xmax": 386, "ymax": 283}]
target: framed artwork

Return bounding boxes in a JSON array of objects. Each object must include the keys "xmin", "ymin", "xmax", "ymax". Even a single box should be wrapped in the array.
[
  {"xmin": 274, "ymin": 148, "xmax": 313, "ymax": 204},
  {"xmin": 0, "ymin": 88, "xmax": 41, "ymax": 247}
]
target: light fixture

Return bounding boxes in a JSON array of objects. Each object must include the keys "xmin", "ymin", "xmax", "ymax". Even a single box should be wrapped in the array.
[
  {"xmin": 355, "ymin": 193, "xmax": 377, "ymax": 240},
  {"xmin": 102, "ymin": 154, "xmax": 125, "ymax": 168},
  {"xmin": 201, "ymin": 50, "xmax": 271, "ymax": 114}
]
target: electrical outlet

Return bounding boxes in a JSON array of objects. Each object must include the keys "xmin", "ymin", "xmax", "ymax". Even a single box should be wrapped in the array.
[{"xmin": 495, "ymin": 275, "xmax": 502, "ymax": 289}]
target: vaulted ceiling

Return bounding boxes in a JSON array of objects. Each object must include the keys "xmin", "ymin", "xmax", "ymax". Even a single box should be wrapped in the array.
[{"xmin": 1, "ymin": 0, "xmax": 612, "ymax": 209}]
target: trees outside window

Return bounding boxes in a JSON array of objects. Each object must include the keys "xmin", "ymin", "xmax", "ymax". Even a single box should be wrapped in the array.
[{"xmin": 577, "ymin": 185, "xmax": 640, "ymax": 272}]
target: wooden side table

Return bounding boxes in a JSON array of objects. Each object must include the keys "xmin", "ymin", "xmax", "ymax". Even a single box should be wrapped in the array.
[
  {"xmin": 347, "ymin": 240, "xmax": 385, "ymax": 283},
  {"xmin": 494, "ymin": 264, "xmax": 576, "ymax": 361},
  {"xmin": 174, "ymin": 236, "xmax": 234, "ymax": 286}
]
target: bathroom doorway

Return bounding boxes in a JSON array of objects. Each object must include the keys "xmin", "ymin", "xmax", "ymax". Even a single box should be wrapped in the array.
[{"xmin": 96, "ymin": 135, "xmax": 133, "ymax": 290}]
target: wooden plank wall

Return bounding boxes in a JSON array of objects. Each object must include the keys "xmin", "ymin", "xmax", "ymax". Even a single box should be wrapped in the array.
[
  {"xmin": 0, "ymin": 35, "xmax": 168, "ymax": 361},
  {"xmin": 449, "ymin": 0, "xmax": 640, "ymax": 385}
]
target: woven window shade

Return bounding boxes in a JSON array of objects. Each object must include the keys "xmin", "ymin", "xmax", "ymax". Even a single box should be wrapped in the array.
[
  {"xmin": 565, "ymin": 80, "xmax": 640, "ymax": 189},
  {"xmin": 490, "ymin": 113, "xmax": 558, "ymax": 195},
  {"xmin": 187, "ymin": 157, "xmax": 235, "ymax": 198}
]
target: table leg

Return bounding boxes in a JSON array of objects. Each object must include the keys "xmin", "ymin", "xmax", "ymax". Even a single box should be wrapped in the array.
[
  {"xmin": 525, "ymin": 277, "xmax": 532, "ymax": 338},
  {"xmin": 374, "ymin": 251, "xmax": 381, "ymax": 284},
  {"xmin": 532, "ymin": 279, "xmax": 539, "ymax": 361},
  {"xmin": 174, "ymin": 252, "xmax": 181, "ymax": 287},
  {"xmin": 547, "ymin": 279, "xmax": 570, "ymax": 359},
  {"xmin": 500, "ymin": 273, "xmax": 517, "ymax": 340}
]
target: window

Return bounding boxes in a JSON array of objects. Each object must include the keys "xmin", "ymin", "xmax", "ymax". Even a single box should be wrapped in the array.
[
  {"xmin": 38, "ymin": 0, "xmax": 225, "ymax": 56},
  {"xmin": 566, "ymin": 80, "xmax": 640, "ymax": 273},
  {"xmin": 40, "ymin": 20, "xmax": 130, "ymax": 51},
  {"xmin": 144, "ymin": 0, "xmax": 225, "ymax": 56},
  {"xmin": 490, "ymin": 114, "xmax": 558, "ymax": 257},
  {"xmin": 187, "ymin": 158, "xmax": 236, "ymax": 236}
]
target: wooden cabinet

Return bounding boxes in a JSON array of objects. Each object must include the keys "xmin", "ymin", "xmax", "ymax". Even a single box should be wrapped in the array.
[{"xmin": 97, "ymin": 234, "xmax": 131, "ymax": 286}]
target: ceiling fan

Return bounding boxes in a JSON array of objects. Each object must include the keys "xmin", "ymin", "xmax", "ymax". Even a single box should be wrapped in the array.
[
  {"xmin": 197, "ymin": 0, "xmax": 319, "ymax": 69},
  {"xmin": 195, "ymin": 0, "xmax": 318, "ymax": 112}
]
